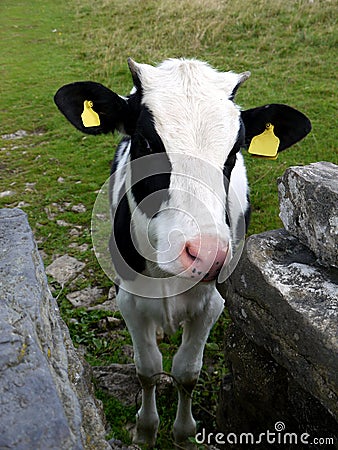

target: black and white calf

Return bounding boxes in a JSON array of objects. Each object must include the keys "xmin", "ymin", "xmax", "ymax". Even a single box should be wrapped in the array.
[{"xmin": 55, "ymin": 58, "xmax": 311, "ymax": 447}]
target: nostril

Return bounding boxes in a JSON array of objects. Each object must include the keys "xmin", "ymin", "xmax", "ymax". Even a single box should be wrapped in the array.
[
  {"xmin": 185, "ymin": 246, "xmax": 196, "ymax": 261},
  {"xmin": 185, "ymin": 242, "xmax": 199, "ymax": 261}
]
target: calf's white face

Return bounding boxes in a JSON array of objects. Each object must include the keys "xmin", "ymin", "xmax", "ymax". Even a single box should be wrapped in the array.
[{"xmin": 126, "ymin": 59, "xmax": 250, "ymax": 282}]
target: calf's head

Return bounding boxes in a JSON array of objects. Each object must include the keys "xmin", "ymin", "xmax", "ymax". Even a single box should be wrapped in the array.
[{"xmin": 55, "ymin": 58, "xmax": 311, "ymax": 284}]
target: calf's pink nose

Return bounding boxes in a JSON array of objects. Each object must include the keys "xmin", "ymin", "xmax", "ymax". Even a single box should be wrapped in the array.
[{"xmin": 180, "ymin": 235, "xmax": 229, "ymax": 281}]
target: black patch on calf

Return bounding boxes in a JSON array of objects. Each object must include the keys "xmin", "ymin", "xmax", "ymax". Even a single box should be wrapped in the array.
[
  {"xmin": 225, "ymin": 209, "xmax": 231, "ymax": 227},
  {"xmin": 109, "ymin": 192, "xmax": 146, "ymax": 280},
  {"xmin": 223, "ymin": 121, "xmax": 245, "ymax": 228},
  {"xmin": 130, "ymin": 107, "xmax": 172, "ymax": 216},
  {"xmin": 223, "ymin": 153, "xmax": 237, "ymax": 187},
  {"xmin": 131, "ymin": 107, "xmax": 166, "ymax": 157},
  {"xmin": 223, "ymin": 120, "xmax": 245, "ymax": 187},
  {"xmin": 111, "ymin": 137, "xmax": 130, "ymax": 175},
  {"xmin": 244, "ymin": 194, "xmax": 251, "ymax": 233},
  {"xmin": 229, "ymin": 84, "xmax": 241, "ymax": 102},
  {"xmin": 124, "ymin": 90, "xmax": 143, "ymax": 135}
]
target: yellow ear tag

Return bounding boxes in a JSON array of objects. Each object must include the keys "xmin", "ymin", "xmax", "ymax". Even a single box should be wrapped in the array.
[
  {"xmin": 248, "ymin": 123, "xmax": 280, "ymax": 160},
  {"xmin": 81, "ymin": 100, "xmax": 100, "ymax": 127}
]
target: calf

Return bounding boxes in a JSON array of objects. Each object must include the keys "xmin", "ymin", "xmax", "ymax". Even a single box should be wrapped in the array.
[{"xmin": 55, "ymin": 58, "xmax": 311, "ymax": 448}]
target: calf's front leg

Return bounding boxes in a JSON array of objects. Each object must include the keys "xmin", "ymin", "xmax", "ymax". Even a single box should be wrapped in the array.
[
  {"xmin": 117, "ymin": 291, "xmax": 162, "ymax": 447},
  {"xmin": 171, "ymin": 292, "xmax": 224, "ymax": 447}
]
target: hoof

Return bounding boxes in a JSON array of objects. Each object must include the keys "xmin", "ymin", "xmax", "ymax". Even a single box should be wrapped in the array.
[
  {"xmin": 133, "ymin": 419, "xmax": 158, "ymax": 448},
  {"xmin": 173, "ymin": 420, "xmax": 196, "ymax": 446},
  {"xmin": 174, "ymin": 438, "xmax": 198, "ymax": 450}
]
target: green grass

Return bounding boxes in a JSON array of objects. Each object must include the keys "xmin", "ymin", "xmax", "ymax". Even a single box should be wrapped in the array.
[{"xmin": 1, "ymin": 0, "xmax": 337, "ymax": 448}]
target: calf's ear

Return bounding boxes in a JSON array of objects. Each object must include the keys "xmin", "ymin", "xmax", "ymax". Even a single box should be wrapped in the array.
[
  {"xmin": 241, "ymin": 104, "xmax": 311, "ymax": 151},
  {"xmin": 54, "ymin": 81, "xmax": 129, "ymax": 135}
]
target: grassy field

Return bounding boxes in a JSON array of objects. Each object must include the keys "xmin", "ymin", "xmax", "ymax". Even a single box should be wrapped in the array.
[{"xmin": 1, "ymin": 0, "xmax": 337, "ymax": 448}]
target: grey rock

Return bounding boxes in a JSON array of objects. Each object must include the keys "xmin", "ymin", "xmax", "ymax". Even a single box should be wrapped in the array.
[
  {"xmin": 17, "ymin": 201, "xmax": 31, "ymax": 208},
  {"xmin": 218, "ymin": 323, "xmax": 338, "ymax": 443},
  {"xmin": 92, "ymin": 364, "xmax": 140, "ymax": 406},
  {"xmin": 69, "ymin": 228, "xmax": 83, "ymax": 237},
  {"xmin": 69, "ymin": 242, "xmax": 89, "ymax": 252},
  {"xmin": 46, "ymin": 254, "xmax": 85, "ymax": 285},
  {"xmin": 108, "ymin": 442, "xmax": 141, "ymax": 450},
  {"xmin": 105, "ymin": 316, "xmax": 122, "ymax": 327},
  {"xmin": 24, "ymin": 182, "xmax": 36, "ymax": 191},
  {"xmin": 223, "ymin": 228, "xmax": 338, "ymax": 419},
  {"xmin": 1, "ymin": 129, "xmax": 28, "ymax": 140},
  {"xmin": 72, "ymin": 203, "xmax": 87, "ymax": 213},
  {"xmin": 121, "ymin": 344, "xmax": 134, "ymax": 361},
  {"xmin": 78, "ymin": 243, "xmax": 89, "ymax": 252},
  {"xmin": 56, "ymin": 219, "xmax": 71, "ymax": 227},
  {"xmin": 66, "ymin": 286, "xmax": 104, "ymax": 308},
  {"xmin": 108, "ymin": 285, "xmax": 116, "ymax": 300},
  {"xmin": 92, "ymin": 364, "xmax": 173, "ymax": 407},
  {"xmin": 0, "ymin": 190, "xmax": 16, "ymax": 198},
  {"xmin": 0, "ymin": 208, "xmax": 110, "ymax": 450},
  {"xmin": 88, "ymin": 286, "xmax": 118, "ymax": 312},
  {"xmin": 62, "ymin": 333, "xmax": 111, "ymax": 450},
  {"xmin": 88, "ymin": 291, "xmax": 118, "ymax": 313},
  {"xmin": 278, "ymin": 161, "xmax": 338, "ymax": 267},
  {"xmin": 69, "ymin": 273, "xmax": 87, "ymax": 289}
]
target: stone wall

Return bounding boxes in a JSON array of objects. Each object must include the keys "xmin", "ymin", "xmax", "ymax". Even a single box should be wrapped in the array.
[
  {"xmin": 278, "ymin": 161, "xmax": 337, "ymax": 268},
  {"xmin": 0, "ymin": 209, "xmax": 111, "ymax": 450},
  {"xmin": 1, "ymin": 161, "xmax": 337, "ymax": 450},
  {"xmin": 217, "ymin": 162, "xmax": 337, "ymax": 449}
]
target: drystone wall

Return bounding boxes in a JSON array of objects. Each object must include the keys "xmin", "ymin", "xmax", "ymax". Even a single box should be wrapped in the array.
[
  {"xmin": 218, "ymin": 162, "xmax": 337, "ymax": 449},
  {"xmin": 0, "ymin": 208, "xmax": 111, "ymax": 450},
  {"xmin": 1, "ymin": 161, "xmax": 336, "ymax": 450}
]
